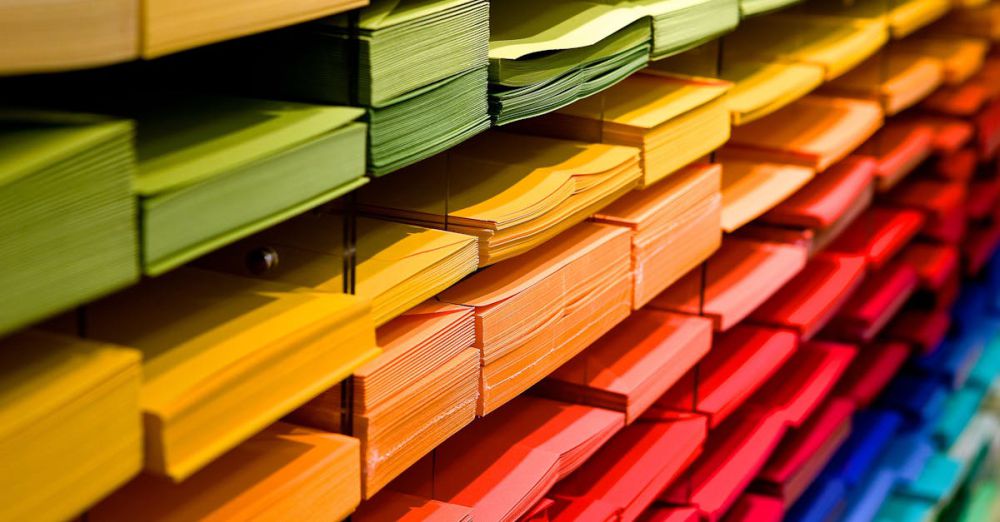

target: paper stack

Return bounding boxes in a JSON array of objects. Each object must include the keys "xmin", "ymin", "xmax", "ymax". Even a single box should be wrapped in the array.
[
  {"xmin": 649, "ymin": 237, "xmax": 809, "ymax": 331},
  {"xmin": 827, "ymin": 206, "xmax": 925, "ymax": 269},
  {"xmin": 488, "ymin": 1, "xmax": 652, "ymax": 125},
  {"xmin": 129, "ymin": 96, "xmax": 367, "ymax": 276},
  {"xmin": 751, "ymin": 253, "xmax": 867, "ymax": 340},
  {"xmin": 92, "ymin": 422, "xmax": 361, "ymax": 522},
  {"xmin": 822, "ymin": 51, "xmax": 945, "ymax": 116},
  {"xmin": 535, "ymin": 310, "xmax": 713, "ymax": 423},
  {"xmin": 359, "ymin": 131, "xmax": 641, "ymax": 266},
  {"xmin": 547, "ymin": 410, "xmax": 708, "ymax": 521},
  {"xmin": 0, "ymin": 110, "xmax": 138, "ymax": 337},
  {"xmin": 198, "ymin": 214, "xmax": 478, "ymax": 327},
  {"xmin": 740, "ymin": 0, "xmax": 803, "ymax": 17},
  {"xmin": 438, "ymin": 222, "xmax": 633, "ymax": 414},
  {"xmin": 722, "ymin": 14, "xmax": 888, "ymax": 81},
  {"xmin": 291, "ymin": 301, "xmax": 478, "ymax": 498},
  {"xmin": 519, "ymin": 71, "xmax": 731, "ymax": 188},
  {"xmin": 652, "ymin": 325, "xmax": 799, "ymax": 428},
  {"xmin": 74, "ymin": 267, "xmax": 379, "ymax": 480},
  {"xmin": 755, "ymin": 398, "xmax": 856, "ymax": 506},
  {"xmin": 0, "ymin": 0, "xmax": 137, "ymax": 75},
  {"xmin": 721, "ymin": 96, "xmax": 884, "ymax": 172},
  {"xmin": 0, "ymin": 330, "xmax": 142, "ymax": 522},
  {"xmin": 893, "ymin": 36, "xmax": 988, "ymax": 86},
  {"xmin": 801, "ymin": 0, "xmax": 950, "ymax": 39},
  {"xmin": 647, "ymin": 0, "xmax": 739, "ymax": 59},
  {"xmin": 207, "ymin": 0, "xmax": 490, "ymax": 176},
  {"xmin": 720, "ymin": 61, "xmax": 825, "ymax": 126},
  {"xmin": 390, "ymin": 395, "xmax": 625, "ymax": 522},
  {"xmin": 142, "ymin": 0, "xmax": 367, "ymax": 58},
  {"xmin": 825, "ymin": 264, "xmax": 920, "ymax": 343},
  {"xmin": 887, "ymin": 178, "xmax": 968, "ymax": 244},
  {"xmin": 855, "ymin": 119, "xmax": 935, "ymax": 191},
  {"xmin": 593, "ymin": 163, "xmax": 722, "ymax": 308},
  {"xmin": 761, "ymin": 156, "xmax": 876, "ymax": 230},
  {"xmin": 720, "ymin": 160, "xmax": 815, "ymax": 232}
]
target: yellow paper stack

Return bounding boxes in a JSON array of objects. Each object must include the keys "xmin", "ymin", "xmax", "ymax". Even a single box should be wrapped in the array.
[
  {"xmin": 719, "ymin": 160, "xmax": 816, "ymax": 232},
  {"xmin": 893, "ymin": 35, "xmax": 988, "ymax": 86},
  {"xmin": 0, "ymin": 330, "xmax": 142, "ymax": 522},
  {"xmin": 91, "ymin": 422, "xmax": 361, "ymax": 522},
  {"xmin": 802, "ymin": 0, "xmax": 950, "ymax": 39},
  {"xmin": 198, "ymin": 214, "xmax": 479, "ymax": 326},
  {"xmin": 141, "ymin": 0, "xmax": 367, "ymax": 57},
  {"xmin": 721, "ymin": 61, "xmax": 827, "ymax": 126},
  {"xmin": 723, "ymin": 14, "xmax": 888, "ymax": 81},
  {"xmin": 593, "ymin": 163, "xmax": 723, "ymax": 309},
  {"xmin": 75, "ymin": 267, "xmax": 379, "ymax": 481},
  {"xmin": 359, "ymin": 132, "xmax": 641, "ymax": 266},
  {"xmin": 292, "ymin": 301, "xmax": 480, "ymax": 498},
  {"xmin": 516, "ymin": 70, "xmax": 732, "ymax": 188},
  {"xmin": 439, "ymin": 222, "xmax": 633, "ymax": 415},
  {"xmin": 0, "ymin": 0, "xmax": 138, "ymax": 75}
]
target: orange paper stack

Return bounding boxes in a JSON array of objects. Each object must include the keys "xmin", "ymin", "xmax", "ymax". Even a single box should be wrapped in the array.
[
  {"xmin": 823, "ymin": 50, "xmax": 944, "ymax": 115},
  {"xmin": 91, "ymin": 422, "xmax": 361, "ymax": 522},
  {"xmin": 592, "ymin": 163, "xmax": 722, "ymax": 309},
  {"xmin": 855, "ymin": 119, "xmax": 936, "ymax": 191},
  {"xmin": 534, "ymin": 310, "xmax": 713, "ymax": 423},
  {"xmin": 649, "ymin": 237, "xmax": 808, "ymax": 331},
  {"xmin": 720, "ymin": 96, "xmax": 884, "ymax": 172},
  {"xmin": 439, "ymin": 222, "xmax": 633, "ymax": 415},
  {"xmin": 719, "ymin": 160, "xmax": 815, "ymax": 233},
  {"xmin": 291, "ymin": 302, "xmax": 479, "ymax": 498}
]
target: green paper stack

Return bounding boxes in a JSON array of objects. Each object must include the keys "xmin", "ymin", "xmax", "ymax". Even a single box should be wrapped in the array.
[
  {"xmin": 224, "ymin": 0, "xmax": 490, "ymax": 176},
  {"xmin": 489, "ymin": 17, "xmax": 651, "ymax": 125},
  {"xmin": 649, "ymin": 0, "xmax": 739, "ymax": 59},
  {"xmin": 0, "ymin": 110, "xmax": 138, "ymax": 336},
  {"xmin": 739, "ymin": 0, "xmax": 802, "ymax": 18},
  {"xmin": 132, "ymin": 96, "xmax": 367, "ymax": 275}
]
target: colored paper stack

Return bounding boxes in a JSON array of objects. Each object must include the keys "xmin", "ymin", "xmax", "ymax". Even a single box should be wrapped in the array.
[{"xmin": 0, "ymin": 110, "xmax": 138, "ymax": 336}]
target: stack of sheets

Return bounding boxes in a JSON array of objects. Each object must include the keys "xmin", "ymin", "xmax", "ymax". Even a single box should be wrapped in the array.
[
  {"xmin": 390, "ymin": 396, "xmax": 625, "ymax": 522},
  {"xmin": 129, "ymin": 96, "xmax": 367, "ymax": 275},
  {"xmin": 722, "ymin": 14, "xmax": 888, "ymax": 81},
  {"xmin": 141, "ymin": 0, "xmax": 366, "ymax": 58},
  {"xmin": 198, "ymin": 214, "xmax": 478, "ymax": 326},
  {"xmin": 739, "ymin": 0, "xmax": 802, "ymax": 17},
  {"xmin": 893, "ymin": 36, "xmax": 988, "ymax": 86},
  {"xmin": 761, "ymin": 156, "xmax": 876, "ymax": 231},
  {"xmin": 649, "ymin": 237, "xmax": 809, "ymax": 331},
  {"xmin": 291, "ymin": 301, "xmax": 479, "ymax": 498},
  {"xmin": 206, "ymin": 0, "xmax": 490, "ymax": 176},
  {"xmin": 647, "ymin": 0, "xmax": 739, "ymax": 59},
  {"xmin": 0, "ymin": 110, "xmax": 138, "ymax": 337},
  {"xmin": 91, "ymin": 423, "xmax": 361, "ymax": 521},
  {"xmin": 0, "ymin": 0, "xmax": 137, "ymax": 75},
  {"xmin": 0, "ymin": 330, "xmax": 142, "ymax": 522},
  {"xmin": 488, "ymin": 1, "xmax": 652, "ymax": 125},
  {"xmin": 720, "ymin": 61, "xmax": 825, "ymax": 126},
  {"xmin": 720, "ymin": 160, "xmax": 815, "ymax": 232},
  {"xmin": 827, "ymin": 206, "xmax": 926, "ymax": 269},
  {"xmin": 519, "ymin": 71, "xmax": 731, "ymax": 188},
  {"xmin": 439, "ymin": 222, "xmax": 633, "ymax": 415},
  {"xmin": 825, "ymin": 264, "xmax": 920, "ymax": 343},
  {"xmin": 855, "ymin": 119, "xmax": 935, "ymax": 191},
  {"xmin": 721, "ymin": 95, "xmax": 884, "ymax": 172},
  {"xmin": 535, "ymin": 310, "xmax": 712, "ymax": 423},
  {"xmin": 359, "ymin": 131, "xmax": 641, "ymax": 266},
  {"xmin": 888, "ymin": 178, "xmax": 968, "ymax": 244},
  {"xmin": 652, "ymin": 325, "xmax": 799, "ymax": 428},
  {"xmin": 822, "ymin": 51, "xmax": 945, "ymax": 116},
  {"xmin": 547, "ymin": 410, "xmax": 708, "ymax": 520},
  {"xmin": 835, "ymin": 341, "xmax": 911, "ymax": 407},
  {"xmin": 801, "ymin": 0, "xmax": 950, "ymax": 39},
  {"xmin": 751, "ymin": 253, "xmax": 868, "ymax": 340},
  {"xmin": 74, "ymin": 267, "xmax": 379, "ymax": 480},
  {"xmin": 593, "ymin": 163, "xmax": 722, "ymax": 308}
]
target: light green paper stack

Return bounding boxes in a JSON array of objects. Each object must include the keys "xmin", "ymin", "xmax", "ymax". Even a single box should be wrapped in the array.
[
  {"xmin": 489, "ymin": 13, "xmax": 651, "ymax": 125},
  {"xmin": 648, "ymin": 0, "xmax": 739, "ymax": 58},
  {"xmin": 739, "ymin": 0, "xmax": 802, "ymax": 18},
  {"xmin": 134, "ymin": 96, "xmax": 367, "ymax": 275},
  {"xmin": 0, "ymin": 110, "xmax": 138, "ymax": 336},
  {"xmin": 236, "ymin": 0, "xmax": 490, "ymax": 176}
]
